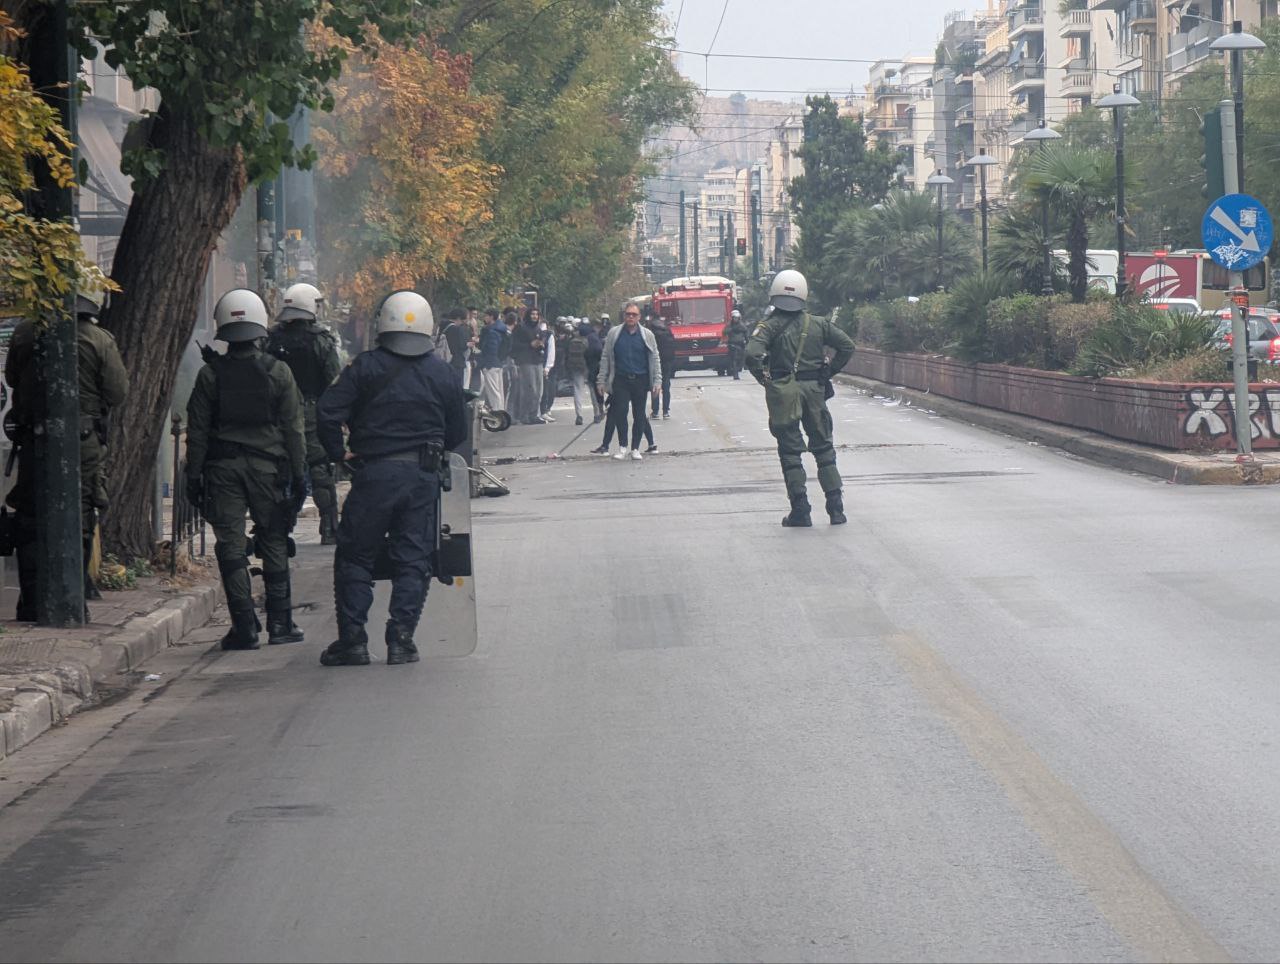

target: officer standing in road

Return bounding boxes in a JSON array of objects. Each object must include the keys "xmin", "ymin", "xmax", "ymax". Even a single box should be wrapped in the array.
[
  {"xmin": 726, "ymin": 308, "xmax": 748, "ymax": 380},
  {"xmin": 4, "ymin": 289, "xmax": 130, "ymax": 619},
  {"xmin": 316, "ymin": 290, "xmax": 468, "ymax": 668},
  {"xmin": 266, "ymin": 282, "xmax": 342, "ymax": 545},
  {"xmin": 745, "ymin": 269, "xmax": 855, "ymax": 528},
  {"xmin": 185, "ymin": 289, "xmax": 307, "ymax": 650}
]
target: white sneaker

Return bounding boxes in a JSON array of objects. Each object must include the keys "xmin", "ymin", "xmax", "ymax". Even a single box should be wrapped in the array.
[
  {"xmin": 613, "ymin": 449, "xmax": 627, "ymax": 460},
  {"xmin": 542, "ymin": 413, "xmax": 556, "ymax": 422},
  {"xmin": 630, "ymin": 448, "xmax": 643, "ymax": 461}
]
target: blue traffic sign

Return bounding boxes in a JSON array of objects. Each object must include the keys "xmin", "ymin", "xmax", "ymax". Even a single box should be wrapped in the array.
[{"xmin": 1202, "ymin": 194, "xmax": 1272, "ymax": 272}]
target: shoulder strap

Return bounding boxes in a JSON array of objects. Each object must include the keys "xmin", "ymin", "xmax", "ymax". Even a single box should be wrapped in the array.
[{"xmin": 791, "ymin": 313, "xmax": 812, "ymax": 375}]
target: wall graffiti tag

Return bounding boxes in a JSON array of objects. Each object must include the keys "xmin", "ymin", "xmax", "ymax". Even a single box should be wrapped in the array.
[{"xmin": 1183, "ymin": 388, "xmax": 1280, "ymax": 445}]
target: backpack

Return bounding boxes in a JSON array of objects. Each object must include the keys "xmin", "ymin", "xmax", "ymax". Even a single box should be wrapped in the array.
[
  {"xmin": 565, "ymin": 334, "xmax": 588, "ymax": 374},
  {"xmin": 434, "ymin": 323, "xmax": 454, "ymax": 365}
]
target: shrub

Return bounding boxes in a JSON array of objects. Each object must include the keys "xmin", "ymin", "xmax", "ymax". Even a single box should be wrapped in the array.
[
  {"xmin": 945, "ymin": 273, "xmax": 1014, "ymax": 361},
  {"xmin": 881, "ymin": 294, "xmax": 951, "ymax": 354},
  {"xmin": 986, "ymin": 293, "xmax": 1055, "ymax": 367},
  {"xmin": 1073, "ymin": 303, "xmax": 1215, "ymax": 377},
  {"xmin": 1132, "ymin": 347, "xmax": 1232, "ymax": 383}
]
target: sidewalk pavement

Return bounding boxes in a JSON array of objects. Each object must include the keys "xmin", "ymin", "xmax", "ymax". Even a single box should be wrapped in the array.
[
  {"xmin": 839, "ymin": 374, "xmax": 1280, "ymax": 485},
  {"xmin": 0, "ymin": 566, "xmax": 220, "ymax": 762}
]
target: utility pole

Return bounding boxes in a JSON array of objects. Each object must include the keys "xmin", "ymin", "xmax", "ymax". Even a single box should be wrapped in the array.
[
  {"xmin": 718, "ymin": 213, "xmax": 726, "ymax": 276},
  {"xmin": 677, "ymin": 190, "xmax": 687, "ymax": 275},
  {"xmin": 257, "ymin": 180, "xmax": 276, "ymax": 299},
  {"xmin": 30, "ymin": 0, "xmax": 84, "ymax": 626},
  {"xmin": 1220, "ymin": 100, "xmax": 1252, "ymax": 457},
  {"xmin": 727, "ymin": 212, "xmax": 736, "ymax": 278},
  {"xmin": 692, "ymin": 202, "xmax": 700, "ymax": 275},
  {"xmin": 751, "ymin": 194, "xmax": 761, "ymax": 281}
]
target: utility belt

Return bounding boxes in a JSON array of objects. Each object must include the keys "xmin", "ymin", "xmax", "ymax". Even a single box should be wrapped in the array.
[
  {"xmin": 206, "ymin": 438, "xmax": 282, "ymax": 463},
  {"xmin": 792, "ymin": 370, "xmax": 827, "ymax": 382},
  {"xmin": 361, "ymin": 440, "xmax": 446, "ymax": 473}
]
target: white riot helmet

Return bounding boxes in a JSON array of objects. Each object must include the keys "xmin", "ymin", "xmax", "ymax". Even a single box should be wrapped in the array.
[
  {"xmin": 768, "ymin": 270, "xmax": 809, "ymax": 313},
  {"xmin": 214, "ymin": 288, "xmax": 270, "ymax": 343},
  {"xmin": 278, "ymin": 282, "xmax": 323, "ymax": 323},
  {"xmin": 731, "ymin": 308, "xmax": 742, "ymax": 320},
  {"xmin": 375, "ymin": 290, "xmax": 435, "ymax": 357}
]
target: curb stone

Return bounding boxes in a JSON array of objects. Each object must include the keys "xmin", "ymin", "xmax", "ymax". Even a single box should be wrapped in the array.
[
  {"xmin": 837, "ymin": 374, "xmax": 1280, "ymax": 486},
  {"xmin": 0, "ymin": 582, "xmax": 220, "ymax": 762}
]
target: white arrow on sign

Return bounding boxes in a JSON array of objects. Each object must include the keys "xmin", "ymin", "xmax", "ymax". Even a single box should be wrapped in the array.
[{"xmin": 1210, "ymin": 206, "xmax": 1261, "ymax": 252}]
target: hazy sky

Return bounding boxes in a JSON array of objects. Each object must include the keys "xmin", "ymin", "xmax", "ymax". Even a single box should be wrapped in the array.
[{"xmin": 660, "ymin": 0, "xmax": 980, "ymax": 101}]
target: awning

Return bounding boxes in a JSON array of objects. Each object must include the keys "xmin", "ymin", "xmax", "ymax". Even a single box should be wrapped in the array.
[
  {"xmin": 77, "ymin": 110, "xmax": 133, "ymax": 213},
  {"xmin": 1008, "ymin": 38, "xmax": 1026, "ymax": 67}
]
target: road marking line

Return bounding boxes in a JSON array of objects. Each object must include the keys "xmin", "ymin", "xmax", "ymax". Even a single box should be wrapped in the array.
[{"xmin": 888, "ymin": 631, "xmax": 1230, "ymax": 963}]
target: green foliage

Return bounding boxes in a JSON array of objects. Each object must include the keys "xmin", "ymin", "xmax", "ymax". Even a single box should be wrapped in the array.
[
  {"xmin": 819, "ymin": 189, "xmax": 975, "ymax": 303},
  {"xmin": 990, "ymin": 203, "xmax": 1066, "ymax": 295},
  {"xmin": 75, "ymin": 0, "xmax": 427, "ymax": 184},
  {"xmin": 1024, "ymin": 145, "xmax": 1117, "ymax": 302},
  {"xmin": 789, "ymin": 94, "xmax": 902, "ymax": 306},
  {"xmin": 944, "ymin": 272, "xmax": 1014, "ymax": 360},
  {"xmin": 1073, "ymin": 302, "xmax": 1215, "ymax": 377},
  {"xmin": 97, "ymin": 553, "xmax": 152, "ymax": 591},
  {"xmin": 434, "ymin": 0, "xmax": 696, "ymax": 310}
]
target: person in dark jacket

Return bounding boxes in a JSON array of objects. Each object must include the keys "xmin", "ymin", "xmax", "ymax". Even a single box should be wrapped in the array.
[
  {"xmin": 726, "ymin": 308, "xmax": 749, "ymax": 380},
  {"xmin": 316, "ymin": 290, "xmax": 469, "ymax": 667},
  {"xmin": 477, "ymin": 307, "xmax": 508, "ymax": 412},
  {"xmin": 584, "ymin": 321, "xmax": 604, "ymax": 422},
  {"xmin": 510, "ymin": 308, "xmax": 546, "ymax": 424},
  {"xmin": 648, "ymin": 316, "xmax": 678, "ymax": 419}
]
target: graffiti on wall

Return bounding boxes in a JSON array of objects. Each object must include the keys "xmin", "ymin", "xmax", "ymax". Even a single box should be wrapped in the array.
[{"xmin": 1183, "ymin": 388, "xmax": 1280, "ymax": 444}]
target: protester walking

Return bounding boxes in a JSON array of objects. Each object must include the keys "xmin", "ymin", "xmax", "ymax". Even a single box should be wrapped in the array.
[
  {"xmin": 648, "ymin": 314, "xmax": 677, "ymax": 419},
  {"xmin": 477, "ymin": 307, "xmax": 508, "ymax": 414},
  {"xmin": 596, "ymin": 302, "xmax": 661, "ymax": 461}
]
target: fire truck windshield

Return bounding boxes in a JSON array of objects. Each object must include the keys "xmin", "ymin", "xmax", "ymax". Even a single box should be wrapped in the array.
[{"xmin": 660, "ymin": 296, "xmax": 726, "ymax": 326}]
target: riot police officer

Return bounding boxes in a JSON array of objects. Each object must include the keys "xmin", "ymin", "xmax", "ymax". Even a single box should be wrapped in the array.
[
  {"xmin": 745, "ymin": 270, "xmax": 855, "ymax": 528},
  {"xmin": 266, "ymin": 282, "xmax": 342, "ymax": 545},
  {"xmin": 316, "ymin": 290, "xmax": 468, "ymax": 667},
  {"xmin": 185, "ymin": 289, "xmax": 307, "ymax": 650},
  {"xmin": 4, "ymin": 289, "xmax": 130, "ymax": 619}
]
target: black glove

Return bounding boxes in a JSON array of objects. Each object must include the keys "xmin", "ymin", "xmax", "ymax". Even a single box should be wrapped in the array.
[
  {"xmin": 291, "ymin": 476, "xmax": 307, "ymax": 515},
  {"xmin": 819, "ymin": 362, "xmax": 835, "ymax": 400},
  {"xmin": 818, "ymin": 361, "xmax": 833, "ymax": 382},
  {"xmin": 185, "ymin": 474, "xmax": 203, "ymax": 507}
]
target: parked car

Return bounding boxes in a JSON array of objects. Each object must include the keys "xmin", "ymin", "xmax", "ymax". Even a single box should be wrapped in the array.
[
  {"xmin": 1147, "ymin": 297, "xmax": 1206, "ymax": 317},
  {"xmin": 1212, "ymin": 310, "xmax": 1280, "ymax": 362}
]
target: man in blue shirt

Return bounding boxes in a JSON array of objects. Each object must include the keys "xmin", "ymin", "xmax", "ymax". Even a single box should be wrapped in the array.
[{"xmin": 595, "ymin": 303, "xmax": 661, "ymax": 461}]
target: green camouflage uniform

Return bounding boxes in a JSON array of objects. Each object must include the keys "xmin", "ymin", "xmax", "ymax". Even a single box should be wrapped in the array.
[
  {"xmin": 185, "ymin": 345, "xmax": 305, "ymax": 632},
  {"xmin": 266, "ymin": 319, "xmax": 342, "ymax": 542},
  {"xmin": 4, "ymin": 317, "xmax": 130, "ymax": 616},
  {"xmin": 745, "ymin": 310, "xmax": 855, "ymax": 502}
]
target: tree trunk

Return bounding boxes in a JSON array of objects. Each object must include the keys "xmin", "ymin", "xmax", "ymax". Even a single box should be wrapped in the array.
[
  {"xmin": 1068, "ymin": 210, "xmax": 1088, "ymax": 304},
  {"xmin": 99, "ymin": 107, "xmax": 246, "ymax": 560}
]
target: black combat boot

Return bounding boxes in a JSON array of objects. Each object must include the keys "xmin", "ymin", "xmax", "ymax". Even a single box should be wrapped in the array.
[
  {"xmin": 386, "ymin": 621, "xmax": 420, "ymax": 665},
  {"xmin": 825, "ymin": 490, "xmax": 847, "ymax": 526},
  {"xmin": 320, "ymin": 623, "xmax": 371, "ymax": 666},
  {"xmin": 319, "ymin": 506, "xmax": 339, "ymax": 546},
  {"xmin": 264, "ymin": 571, "xmax": 304, "ymax": 645},
  {"xmin": 781, "ymin": 492, "xmax": 813, "ymax": 528},
  {"xmin": 221, "ymin": 606, "xmax": 261, "ymax": 651}
]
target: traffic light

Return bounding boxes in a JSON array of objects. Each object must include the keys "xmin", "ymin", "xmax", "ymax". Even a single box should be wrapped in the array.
[
  {"xmin": 1201, "ymin": 109, "xmax": 1225, "ymax": 200},
  {"xmin": 642, "ymin": 254, "xmax": 653, "ymax": 278},
  {"xmin": 736, "ymin": 237, "xmax": 747, "ymax": 256}
]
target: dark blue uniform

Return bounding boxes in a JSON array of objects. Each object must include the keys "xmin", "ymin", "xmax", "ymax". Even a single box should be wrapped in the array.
[{"xmin": 317, "ymin": 346, "xmax": 468, "ymax": 639}]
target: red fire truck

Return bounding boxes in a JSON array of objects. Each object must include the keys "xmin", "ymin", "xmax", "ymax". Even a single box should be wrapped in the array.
[{"xmin": 652, "ymin": 276, "xmax": 736, "ymax": 374}]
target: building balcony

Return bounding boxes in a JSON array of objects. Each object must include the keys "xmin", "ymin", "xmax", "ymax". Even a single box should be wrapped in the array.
[
  {"xmin": 978, "ymin": 42, "xmax": 1011, "ymax": 69},
  {"xmin": 1059, "ymin": 8, "xmax": 1091, "ymax": 37},
  {"xmin": 1009, "ymin": 5, "xmax": 1045, "ymax": 40},
  {"xmin": 1061, "ymin": 69, "xmax": 1093, "ymax": 98},
  {"xmin": 1130, "ymin": 0, "xmax": 1156, "ymax": 32},
  {"xmin": 1009, "ymin": 62, "xmax": 1046, "ymax": 94},
  {"xmin": 1166, "ymin": 21, "xmax": 1222, "ymax": 76},
  {"xmin": 955, "ymin": 105, "xmax": 976, "ymax": 129},
  {"xmin": 1006, "ymin": 114, "xmax": 1041, "ymax": 146}
]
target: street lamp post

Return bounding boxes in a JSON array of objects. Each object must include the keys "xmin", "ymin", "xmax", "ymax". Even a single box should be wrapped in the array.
[
  {"xmin": 965, "ymin": 149, "xmax": 999, "ymax": 274},
  {"xmin": 1023, "ymin": 120, "xmax": 1061, "ymax": 296},
  {"xmin": 1095, "ymin": 85, "xmax": 1140, "ymax": 298},
  {"xmin": 1209, "ymin": 22, "xmax": 1266, "ymax": 459},
  {"xmin": 1210, "ymin": 20, "xmax": 1266, "ymax": 193},
  {"xmin": 926, "ymin": 169, "xmax": 955, "ymax": 291}
]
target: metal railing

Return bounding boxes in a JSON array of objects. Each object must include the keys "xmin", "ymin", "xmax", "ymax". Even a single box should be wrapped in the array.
[
  {"xmin": 1010, "ymin": 62, "xmax": 1046, "ymax": 86},
  {"xmin": 166, "ymin": 414, "xmax": 206, "ymax": 576},
  {"xmin": 1009, "ymin": 5, "xmax": 1044, "ymax": 32}
]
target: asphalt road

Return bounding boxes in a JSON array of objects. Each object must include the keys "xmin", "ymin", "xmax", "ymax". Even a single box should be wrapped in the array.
[{"xmin": 1, "ymin": 373, "xmax": 1279, "ymax": 963}]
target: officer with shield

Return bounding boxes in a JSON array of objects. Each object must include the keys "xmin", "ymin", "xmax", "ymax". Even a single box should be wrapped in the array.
[
  {"xmin": 266, "ymin": 282, "xmax": 343, "ymax": 544},
  {"xmin": 185, "ymin": 289, "xmax": 307, "ymax": 650},
  {"xmin": 745, "ymin": 269, "xmax": 855, "ymax": 528},
  {"xmin": 316, "ymin": 290, "xmax": 468, "ymax": 667}
]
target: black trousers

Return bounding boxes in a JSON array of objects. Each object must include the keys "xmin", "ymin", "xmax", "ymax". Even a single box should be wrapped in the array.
[
  {"xmin": 609, "ymin": 373, "xmax": 651, "ymax": 450},
  {"xmin": 651, "ymin": 375, "xmax": 672, "ymax": 417}
]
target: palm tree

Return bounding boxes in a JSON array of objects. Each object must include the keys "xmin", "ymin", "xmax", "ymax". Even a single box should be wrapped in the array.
[
  {"xmin": 990, "ymin": 203, "xmax": 1065, "ymax": 295},
  {"xmin": 821, "ymin": 189, "xmax": 974, "ymax": 301},
  {"xmin": 1024, "ymin": 145, "xmax": 1115, "ymax": 302}
]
